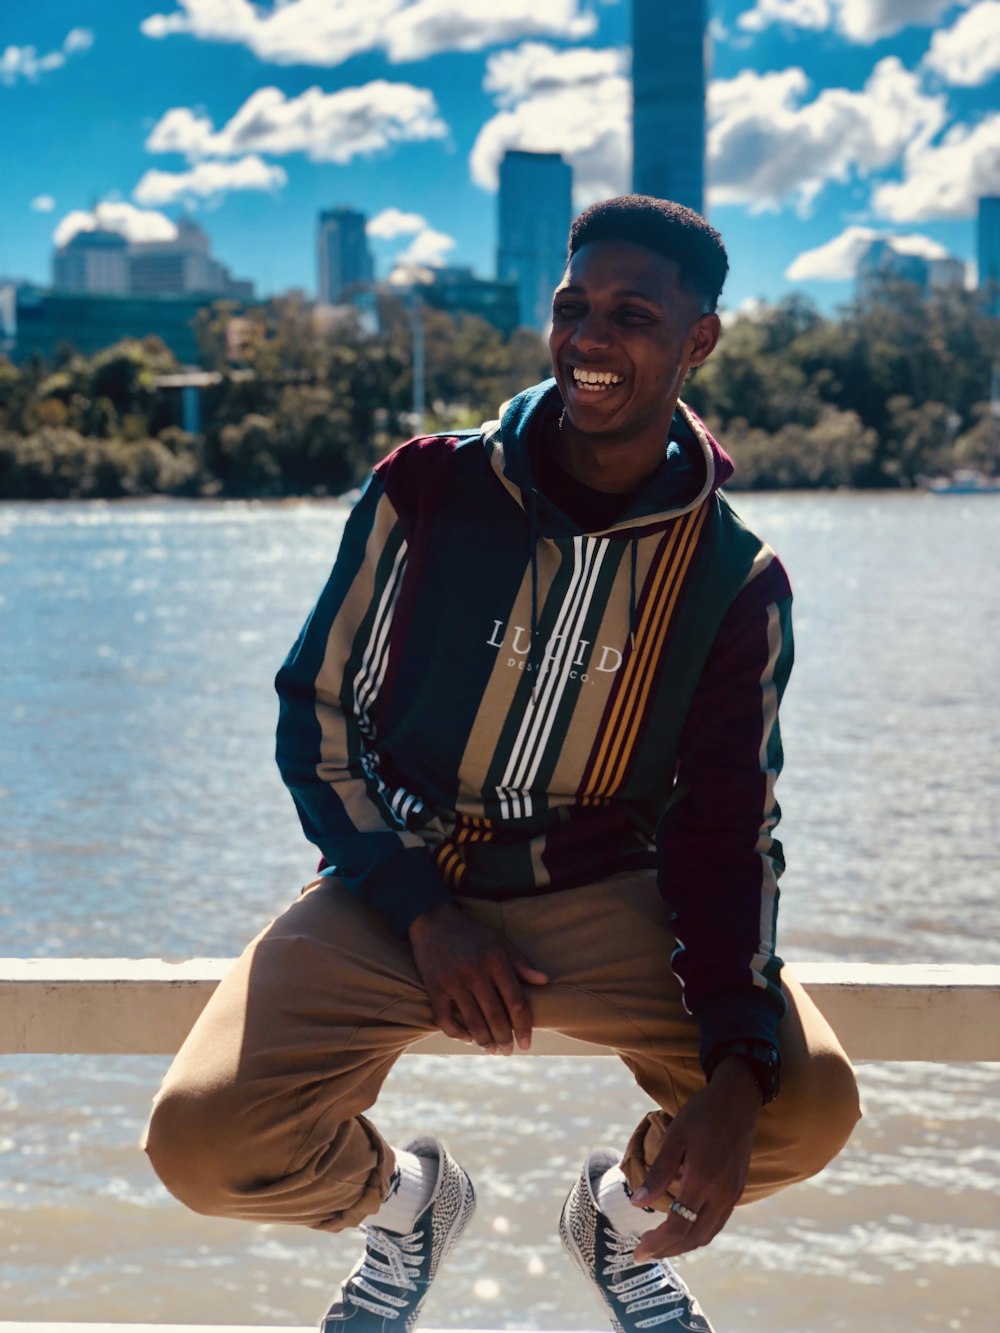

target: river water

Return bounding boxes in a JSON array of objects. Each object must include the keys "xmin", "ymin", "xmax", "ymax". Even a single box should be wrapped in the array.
[{"xmin": 0, "ymin": 494, "xmax": 997, "ymax": 1331}]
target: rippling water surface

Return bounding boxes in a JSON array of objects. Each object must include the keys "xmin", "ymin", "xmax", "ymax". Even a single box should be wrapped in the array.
[{"xmin": 1, "ymin": 495, "xmax": 998, "ymax": 1331}]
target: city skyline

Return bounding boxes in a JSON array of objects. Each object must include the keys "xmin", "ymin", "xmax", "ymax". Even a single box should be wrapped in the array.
[{"xmin": 3, "ymin": 1, "xmax": 999, "ymax": 315}]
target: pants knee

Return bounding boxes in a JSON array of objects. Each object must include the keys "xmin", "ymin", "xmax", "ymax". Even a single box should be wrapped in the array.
[
  {"xmin": 144, "ymin": 1084, "xmax": 244, "ymax": 1217},
  {"xmin": 788, "ymin": 1047, "xmax": 863, "ymax": 1178}
]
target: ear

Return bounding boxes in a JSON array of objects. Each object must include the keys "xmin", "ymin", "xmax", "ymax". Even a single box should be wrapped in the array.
[{"xmin": 686, "ymin": 313, "xmax": 722, "ymax": 368}]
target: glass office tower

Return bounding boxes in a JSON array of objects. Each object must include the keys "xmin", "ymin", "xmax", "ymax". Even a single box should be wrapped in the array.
[
  {"xmin": 497, "ymin": 149, "xmax": 573, "ymax": 332},
  {"xmin": 317, "ymin": 207, "xmax": 374, "ymax": 304},
  {"xmin": 978, "ymin": 196, "xmax": 1000, "ymax": 316},
  {"xmin": 632, "ymin": 0, "xmax": 707, "ymax": 215}
]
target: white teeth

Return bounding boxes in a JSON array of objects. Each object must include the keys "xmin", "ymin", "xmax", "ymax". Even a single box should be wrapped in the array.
[{"xmin": 572, "ymin": 367, "xmax": 623, "ymax": 388}]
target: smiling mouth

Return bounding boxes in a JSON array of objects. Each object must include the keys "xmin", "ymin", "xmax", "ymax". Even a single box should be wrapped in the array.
[{"xmin": 571, "ymin": 366, "xmax": 625, "ymax": 393}]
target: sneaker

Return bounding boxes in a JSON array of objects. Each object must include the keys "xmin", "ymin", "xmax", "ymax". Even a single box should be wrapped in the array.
[
  {"xmin": 559, "ymin": 1148, "xmax": 715, "ymax": 1332},
  {"xmin": 320, "ymin": 1136, "xmax": 475, "ymax": 1331}
]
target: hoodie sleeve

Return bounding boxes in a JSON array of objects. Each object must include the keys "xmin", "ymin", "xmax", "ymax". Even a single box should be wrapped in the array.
[
  {"xmin": 274, "ymin": 469, "xmax": 454, "ymax": 936},
  {"xmin": 656, "ymin": 550, "xmax": 793, "ymax": 1067}
]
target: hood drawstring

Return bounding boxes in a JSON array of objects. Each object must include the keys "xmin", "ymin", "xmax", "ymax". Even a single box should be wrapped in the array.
[
  {"xmin": 628, "ymin": 529, "xmax": 639, "ymax": 651},
  {"xmin": 527, "ymin": 489, "xmax": 540, "ymax": 700}
]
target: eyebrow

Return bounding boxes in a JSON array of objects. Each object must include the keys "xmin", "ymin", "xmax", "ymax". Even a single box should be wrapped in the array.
[{"xmin": 555, "ymin": 284, "xmax": 660, "ymax": 303}]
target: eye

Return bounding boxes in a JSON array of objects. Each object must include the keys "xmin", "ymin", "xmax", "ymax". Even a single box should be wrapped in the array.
[
  {"xmin": 618, "ymin": 308, "xmax": 656, "ymax": 325},
  {"xmin": 553, "ymin": 299, "xmax": 586, "ymax": 319}
]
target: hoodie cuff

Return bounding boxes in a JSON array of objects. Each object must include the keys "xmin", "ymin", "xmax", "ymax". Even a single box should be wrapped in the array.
[
  {"xmin": 690, "ymin": 984, "xmax": 785, "ymax": 1071},
  {"xmin": 360, "ymin": 847, "xmax": 455, "ymax": 938}
]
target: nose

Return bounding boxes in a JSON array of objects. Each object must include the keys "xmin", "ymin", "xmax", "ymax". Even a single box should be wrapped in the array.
[{"xmin": 569, "ymin": 308, "xmax": 613, "ymax": 353}]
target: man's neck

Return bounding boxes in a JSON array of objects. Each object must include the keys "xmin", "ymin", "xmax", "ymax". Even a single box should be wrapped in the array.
[{"xmin": 552, "ymin": 412, "xmax": 676, "ymax": 495}]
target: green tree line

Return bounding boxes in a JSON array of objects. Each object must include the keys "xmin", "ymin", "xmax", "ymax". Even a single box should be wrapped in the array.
[{"xmin": 0, "ymin": 281, "xmax": 995, "ymax": 499}]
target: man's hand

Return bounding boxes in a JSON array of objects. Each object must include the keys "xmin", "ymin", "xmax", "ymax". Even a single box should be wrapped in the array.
[
  {"xmin": 408, "ymin": 901, "xmax": 549, "ymax": 1055},
  {"xmin": 630, "ymin": 1058, "xmax": 762, "ymax": 1261}
]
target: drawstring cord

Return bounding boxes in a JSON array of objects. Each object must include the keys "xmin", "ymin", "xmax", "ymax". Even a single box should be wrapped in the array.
[
  {"xmin": 528, "ymin": 489, "xmax": 540, "ymax": 701},
  {"xmin": 628, "ymin": 530, "xmax": 639, "ymax": 651}
]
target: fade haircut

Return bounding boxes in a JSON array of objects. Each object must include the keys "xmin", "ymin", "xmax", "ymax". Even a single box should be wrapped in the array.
[{"xmin": 568, "ymin": 195, "xmax": 729, "ymax": 313}]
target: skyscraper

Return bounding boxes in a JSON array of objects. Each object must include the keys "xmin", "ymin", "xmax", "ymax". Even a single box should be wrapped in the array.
[
  {"xmin": 978, "ymin": 196, "xmax": 1000, "ymax": 315},
  {"xmin": 317, "ymin": 207, "xmax": 374, "ymax": 304},
  {"xmin": 52, "ymin": 229, "xmax": 129, "ymax": 294},
  {"xmin": 497, "ymin": 149, "xmax": 573, "ymax": 332},
  {"xmin": 632, "ymin": 0, "xmax": 707, "ymax": 215}
]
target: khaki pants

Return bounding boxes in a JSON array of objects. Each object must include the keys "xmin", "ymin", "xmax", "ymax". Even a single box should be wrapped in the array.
[{"xmin": 144, "ymin": 872, "xmax": 860, "ymax": 1231}]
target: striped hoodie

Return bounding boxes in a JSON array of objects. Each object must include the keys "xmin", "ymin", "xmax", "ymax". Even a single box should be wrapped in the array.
[{"xmin": 276, "ymin": 379, "xmax": 793, "ymax": 1059}]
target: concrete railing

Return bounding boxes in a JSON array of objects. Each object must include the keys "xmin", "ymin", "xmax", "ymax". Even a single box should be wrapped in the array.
[
  {"xmin": 2, "ymin": 958, "xmax": 999, "ymax": 1061},
  {"xmin": 2, "ymin": 960, "xmax": 997, "ymax": 1333}
]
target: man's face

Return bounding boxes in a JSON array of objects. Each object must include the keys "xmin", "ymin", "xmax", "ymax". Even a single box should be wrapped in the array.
[{"xmin": 548, "ymin": 239, "xmax": 720, "ymax": 445}]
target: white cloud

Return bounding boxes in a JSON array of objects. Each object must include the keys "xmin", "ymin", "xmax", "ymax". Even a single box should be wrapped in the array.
[
  {"xmin": 838, "ymin": 0, "xmax": 961, "ymax": 41},
  {"xmin": 145, "ymin": 82, "xmax": 447, "ymax": 163},
  {"xmin": 367, "ymin": 207, "xmax": 427, "ymax": 238},
  {"xmin": 707, "ymin": 58, "xmax": 947, "ymax": 213},
  {"xmin": 31, "ymin": 194, "xmax": 55, "ymax": 212},
  {"xmin": 386, "ymin": 261, "xmax": 436, "ymax": 287},
  {"xmin": 739, "ymin": 0, "xmax": 963, "ymax": 42},
  {"xmin": 381, "ymin": 0, "xmax": 596, "ymax": 61},
  {"xmin": 483, "ymin": 41, "xmax": 626, "ymax": 105},
  {"xmin": 1, "ymin": 27, "xmax": 94, "ymax": 85},
  {"xmin": 923, "ymin": 2, "xmax": 1000, "ymax": 86},
  {"xmin": 140, "ymin": 0, "xmax": 595, "ymax": 65},
  {"xmin": 871, "ymin": 112, "xmax": 1000, "ymax": 220},
  {"xmin": 471, "ymin": 42, "xmax": 630, "ymax": 207},
  {"xmin": 63, "ymin": 28, "xmax": 95, "ymax": 54},
  {"xmin": 739, "ymin": 0, "xmax": 832, "ymax": 34},
  {"xmin": 785, "ymin": 224, "xmax": 949, "ymax": 280},
  {"xmin": 133, "ymin": 155, "xmax": 288, "ymax": 206},
  {"xmin": 53, "ymin": 202, "xmax": 178, "ymax": 249},
  {"xmin": 396, "ymin": 226, "xmax": 456, "ymax": 266}
]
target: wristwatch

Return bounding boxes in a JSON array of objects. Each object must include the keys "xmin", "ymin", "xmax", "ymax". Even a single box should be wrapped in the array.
[{"xmin": 705, "ymin": 1039, "xmax": 781, "ymax": 1105}]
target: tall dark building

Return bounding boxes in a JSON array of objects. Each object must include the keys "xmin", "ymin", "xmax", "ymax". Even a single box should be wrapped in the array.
[
  {"xmin": 497, "ymin": 150, "xmax": 573, "ymax": 332},
  {"xmin": 317, "ymin": 207, "xmax": 374, "ymax": 304},
  {"xmin": 632, "ymin": 0, "xmax": 707, "ymax": 215},
  {"xmin": 978, "ymin": 196, "xmax": 1000, "ymax": 315}
]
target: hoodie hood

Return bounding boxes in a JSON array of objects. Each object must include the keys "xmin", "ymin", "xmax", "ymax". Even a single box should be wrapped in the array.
[{"xmin": 482, "ymin": 378, "xmax": 734, "ymax": 538}]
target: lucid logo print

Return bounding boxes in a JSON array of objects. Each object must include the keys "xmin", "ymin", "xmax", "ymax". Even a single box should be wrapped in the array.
[
  {"xmin": 485, "ymin": 620, "xmax": 623, "ymax": 680},
  {"xmin": 487, "ymin": 536, "xmax": 617, "ymax": 818}
]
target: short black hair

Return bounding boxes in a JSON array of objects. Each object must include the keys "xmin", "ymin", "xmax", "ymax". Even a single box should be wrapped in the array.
[{"xmin": 568, "ymin": 195, "xmax": 729, "ymax": 313}]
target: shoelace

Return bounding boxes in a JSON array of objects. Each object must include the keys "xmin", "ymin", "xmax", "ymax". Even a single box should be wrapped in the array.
[
  {"xmin": 344, "ymin": 1224, "xmax": 426, "ymax": 1319},
  {"xmin": 604, "ymin": 1231, "xmax": 691, "ymax": 1327}
]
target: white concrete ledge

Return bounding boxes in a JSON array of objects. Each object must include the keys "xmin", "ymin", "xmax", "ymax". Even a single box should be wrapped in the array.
[
  {"xmin": 1, "ymin": 959, "xmax": 998, "ymax": 1062},
  {"xmin": 0, "ymin": 1327, "xmax": 602, "ymax": 1333},
  {"xmin": 0, "ymin": 1326, "xmax": 601, "ymax": 1333}
]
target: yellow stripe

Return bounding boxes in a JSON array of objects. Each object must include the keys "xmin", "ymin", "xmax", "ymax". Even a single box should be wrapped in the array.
[
  {"xmin": 582, "ymin": 519, "xmax": 687, "ymax": 794},
  {"xmin": 586, "ymin": 504, "xmax": 708, "ymax": 799},
  {"xmin": 600, "ymin": 504, "xmax": 708, "ymax": 796},
  {"xmin": 583, "ymin": 512, "xmax": 692, "ymax": 796},
  {"xmin": 435, "ymin": 845, "xmax": 464, "ymax": 889}
]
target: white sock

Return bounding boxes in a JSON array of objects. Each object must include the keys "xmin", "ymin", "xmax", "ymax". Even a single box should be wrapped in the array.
[
  {"xmin": 368, "ymin": 1146, "xmax": 438, "ymax": 1235},
  {"xmin": 596, "ymin": 1164, "xmax": 659, "ymax": 1239}
]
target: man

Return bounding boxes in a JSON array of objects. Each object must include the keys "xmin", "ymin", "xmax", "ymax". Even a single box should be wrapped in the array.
[{"xmin": 145, "ymin": 196, "xmax": 860, "ymax": 1333}]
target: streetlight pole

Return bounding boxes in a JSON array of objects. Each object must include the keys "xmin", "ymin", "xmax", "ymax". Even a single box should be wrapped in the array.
[{"xmin": 411, "ymin": 291, "xmax": 425, "ymax": 434}]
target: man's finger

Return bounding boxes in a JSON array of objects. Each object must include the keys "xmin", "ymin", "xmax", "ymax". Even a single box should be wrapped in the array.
[
  {"xmin": 430, "ymin": 997, "xmax": 472, "ymax": 1042},
  {"xmin": 468, "ymin": 971, "xmax": 516, "ymax": 1052},
  {"xmin": 634, "ymin": 1185, "xmax": 736, "ymax": 1261},
  {"xmin": 452, "ymin": 992, "xmax": 496, "ymax": 1051},
  {"xmin": 492, "ymin": 960, "xmax": 535, "ymax": 1051},
  {"xmin": 633, "ymin": 1194, "xmax": 717, "ymax": 1261},
  {"xmin": 507, "ymin": 943, "xmax": 550, "ymax": 987},
  {"xmin": 631, "ymin": 1143, "xmax": 684, "ymax": 1209}
]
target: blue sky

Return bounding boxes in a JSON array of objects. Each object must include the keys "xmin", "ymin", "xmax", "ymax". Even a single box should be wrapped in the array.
[{"xmin": 2, "ymin": 0, "xmax": 998, "ymax": 314}]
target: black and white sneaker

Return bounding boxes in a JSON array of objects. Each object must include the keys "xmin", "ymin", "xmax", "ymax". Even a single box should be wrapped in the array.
[
  {"xmin": 559, "ymin": 1148, "xmax": 715, "ymax": 1332},
  {"xmin": 321, "ymin": 1136, "xmax": 475, "ymax": 1331}
]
